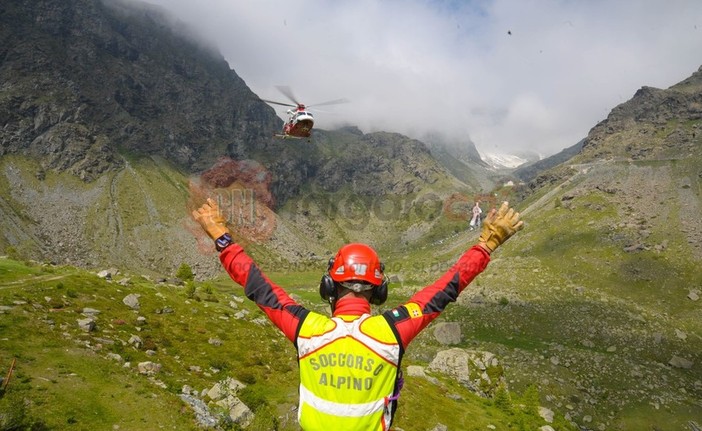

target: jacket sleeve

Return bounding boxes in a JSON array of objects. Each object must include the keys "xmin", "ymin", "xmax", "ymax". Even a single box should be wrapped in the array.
[
  {"xmin": 219, "ymin": 244, "xmax": 309, "ymax": 343},
  {"xmin": 383, "ymin": 245, "xmax": 490, "ymax": 349}
]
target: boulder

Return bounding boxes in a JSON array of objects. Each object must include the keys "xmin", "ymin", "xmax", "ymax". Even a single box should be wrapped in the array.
[
  {"xmin": 128, "ymin": 335, "xmax": 143, "ymax": 348},
  {"xmin": 106, "ymin": 353, "xmax": 123, "ymax": 363},
  {"xmin": 433, "ymin": 322, "xmax": 462, "ymax": 345},
  {"xmin": 205, "ymin": 377, "xmax": 253, "ymax": 426},
  {"xmin": 77, "ymin": 317, "xmax": 96, "ymax": 332},
  {"xmin": 122, "ymin": 293, "xmax": 141, "ymax": 310},
  {"xmin": 97, "ymin": 268, "xmax": 118, "ymax": 279},
  {"xmin": 669, "ymin": 356, "xmax": 694, "ymax": 369},
  {"xmin": 137, "ymin": 361, "xmax": 161, "ymax": 375},
  {"xmin": 215, "ymin": 395, "xmax": 254, "ymax": 427},
  {"xmin": 406, "ymin": 365, "xmax": 427, "ymax": 378},
  {"xmin": 82, "ymin": 307, "xmax": 100, "ymax": 315},
  {"xmin": 207, "ymin": 377, "xmax": 247, "ymax": 401},
  {"xmin": 427, "ymin": 348, "xmax": 502, "ymax": 396},
  {"xmin": 539, "ymin": 406, "xmax": 554, "ymax": 423}
]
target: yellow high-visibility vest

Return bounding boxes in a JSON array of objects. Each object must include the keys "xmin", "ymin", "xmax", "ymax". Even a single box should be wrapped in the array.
[{"xmin": 297, "ymin": 312, "xmax": 401, "ymax": 431}]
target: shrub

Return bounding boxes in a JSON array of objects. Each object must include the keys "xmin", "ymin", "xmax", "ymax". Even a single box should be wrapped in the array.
[
  {"xmin": 245, "ymin": 405, "xmax": 279, "ymax": 431},
  {"xmin": 175, "ymin": 263, "xmax": 194, "ymax": 282},
  {"xmin": 184, "ymin": 284, "xmax": 196, "ymax": 299},
  {"xmin": 209, "ymin": 359, "xmax": 229, "ymax": 372},
  {"xmin": 4, "ymin": 246, "xmax": 19, "ymax": 260},
  {"xmin": 519, "ymin": 384, "xmax": 540, "ymax": 416},
  {"xmin": 238, "ymin": 370, "xmax": 257, "ymax": 385},
  {"xmin": 493, "ymin": 385, "xmax": 512, "ymax": 413},
  {"xmin": 141, "ymin": 337, "xmax": 158, "ymax": 351}
]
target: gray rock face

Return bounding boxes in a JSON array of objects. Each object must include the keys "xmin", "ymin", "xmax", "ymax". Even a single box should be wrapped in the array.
[
  {"xmin": 0, "ymin": 0, "xmax": 279, "ymax": 180},
  {"xmin": 2, "ymin": 0, "xmax": 449, "ymax": 213}
]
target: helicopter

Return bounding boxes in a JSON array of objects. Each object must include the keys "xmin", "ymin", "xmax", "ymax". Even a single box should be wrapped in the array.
[{"xmin": 263, "ymin": 86, "xmax": 348, "ymax": 139}]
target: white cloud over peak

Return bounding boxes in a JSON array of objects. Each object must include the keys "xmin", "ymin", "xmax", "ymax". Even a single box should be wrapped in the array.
[{"xmin": 142, "ymin": 0, "xmax": 702, "ymax": 156}]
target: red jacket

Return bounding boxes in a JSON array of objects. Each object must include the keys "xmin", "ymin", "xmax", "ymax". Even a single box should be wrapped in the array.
[{"xmin": 219, "ymin": 244, "xmax": 490, "ymax": 351}]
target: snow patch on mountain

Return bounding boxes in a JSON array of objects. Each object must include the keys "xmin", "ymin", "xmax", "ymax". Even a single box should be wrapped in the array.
[{"xmin": 480, "ymin": 152, "xmax": 530, "ymax": 169}]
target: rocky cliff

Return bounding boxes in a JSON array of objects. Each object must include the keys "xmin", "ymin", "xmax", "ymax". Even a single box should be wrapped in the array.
[{"xmin": 0, "ymin": 0, "xmax": 279, "ymax": 179}]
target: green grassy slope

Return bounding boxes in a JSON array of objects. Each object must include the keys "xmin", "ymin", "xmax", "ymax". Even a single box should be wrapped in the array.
[{"xmin": 0, "ymin": 258, "xmax": 576, "ymax": 430}]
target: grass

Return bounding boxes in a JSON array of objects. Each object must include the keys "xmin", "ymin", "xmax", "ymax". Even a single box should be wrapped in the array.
[
  {"xmin": 1, "ymin": 290, "xmax": 195, "ymax": 429},
  {"xmin": 0, "ymin": 257, "xmax": 304, "ymax": 429},
  {"xmin": 440, "ymin": 175, "xmax": 702, "ymax": 428},
  {"xmin": 0, "ymin": 257, "xmax": 580, "ymax": 430}
]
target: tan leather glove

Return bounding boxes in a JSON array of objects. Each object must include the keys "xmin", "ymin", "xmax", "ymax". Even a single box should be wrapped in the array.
[
  {"xmin": 478, "ymin": 201, "xmax": 524, "ymax": 253},
  {"xmin": 192, "ymin": 198, "xmax": 229, "ymax": 240}
]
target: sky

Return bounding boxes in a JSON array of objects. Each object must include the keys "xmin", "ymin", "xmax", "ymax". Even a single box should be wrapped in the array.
[{"xmin": 142, "ymin": 0, "xmax": 702, "ymax": 157}]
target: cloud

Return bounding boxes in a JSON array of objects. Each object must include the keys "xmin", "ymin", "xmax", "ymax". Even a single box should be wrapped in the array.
[{"xmin": 142, "ymin": 0, "xmax": 702, "ymax": 156}]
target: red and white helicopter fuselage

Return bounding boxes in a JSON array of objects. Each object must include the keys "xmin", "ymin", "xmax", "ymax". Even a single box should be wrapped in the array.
[{"xmin": 282, "ymin": 106, "xmax": 314, "ymax": 138}]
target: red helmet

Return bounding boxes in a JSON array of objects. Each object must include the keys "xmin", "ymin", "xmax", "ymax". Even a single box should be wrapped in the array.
[{"xmin": 329, "ymin": 243, "xmax": 384, "ymax": 286}]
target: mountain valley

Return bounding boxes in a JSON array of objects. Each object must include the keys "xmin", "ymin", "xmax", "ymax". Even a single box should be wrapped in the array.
[{"xmin": 0, "ymin": 1, "xmax": 701, "ymax": 430}]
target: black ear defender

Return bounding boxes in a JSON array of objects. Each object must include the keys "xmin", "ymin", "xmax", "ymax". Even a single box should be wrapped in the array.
[
  {"xmin": 369, "ymin": 262, "xmax": 388, "ymax": 305},
  {"xmin": 319, "ymin": 257, "xmax": 337, "ymax": 303}
]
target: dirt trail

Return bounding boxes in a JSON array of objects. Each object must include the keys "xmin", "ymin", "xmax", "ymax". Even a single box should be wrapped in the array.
[{"xmin": 0, "ymin": 274, "xmax": 67, "ymax": 289}]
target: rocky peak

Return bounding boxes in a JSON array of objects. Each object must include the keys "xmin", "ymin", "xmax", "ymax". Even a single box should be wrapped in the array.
[{"xmin": 580, "ymin": 65, "xmax": 702, "ymax": 162}]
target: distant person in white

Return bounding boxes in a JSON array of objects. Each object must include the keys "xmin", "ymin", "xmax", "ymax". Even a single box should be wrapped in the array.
[{"xmin": 469, "ymin": 201, "xmax": 482, "ymax": 231}]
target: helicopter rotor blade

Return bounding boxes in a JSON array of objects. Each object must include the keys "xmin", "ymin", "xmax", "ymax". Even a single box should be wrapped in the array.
[
  {"xmin": 275, "ymin": 85, "xmax": 301, "ymax": 105},
  {"xmin": 262, "ymin": 99, "xmax": 297, "ymax": 108},
  {"xmin": 308, "ymin": 98, "xmax": 350, "ymax": 108}
]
